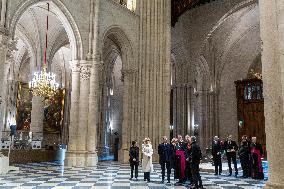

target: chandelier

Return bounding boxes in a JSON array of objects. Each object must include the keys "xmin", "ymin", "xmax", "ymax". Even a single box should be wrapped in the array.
[
  {"xmin": 29, "ymin": 3, "xmax": 60, "ymax": 98},
  {"xmin": 29, "ymin": 64, "xmax": 59, "ymax": 98}
]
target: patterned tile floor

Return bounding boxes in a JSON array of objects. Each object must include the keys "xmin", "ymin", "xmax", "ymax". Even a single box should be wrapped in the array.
[{"xmin": 0, "ymin": 161, "xmax": 266, "ymax": 189}]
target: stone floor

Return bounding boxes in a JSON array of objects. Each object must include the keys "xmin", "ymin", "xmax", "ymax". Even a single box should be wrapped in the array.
[{"xmin": 0, "ymin": 161, "xmax": 267, "ymax": 189}]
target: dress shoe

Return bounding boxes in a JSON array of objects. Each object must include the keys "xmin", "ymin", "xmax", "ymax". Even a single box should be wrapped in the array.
[
  {"xmin": 160, "ymin": 180, "xmax": 164, "ymax": 184},
  {"xmin": 167, "ymin": 180, "xmax": 170, "ymax": 183}
]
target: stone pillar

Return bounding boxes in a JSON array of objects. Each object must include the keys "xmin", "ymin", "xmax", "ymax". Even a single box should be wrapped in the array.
[
  {"xmin": 76, "ymin": 62, "xmax": 91, "ymax": 166},
  {"xmin": 118, "ymin": 69, "xmax": 130, "ymax": 163},
  {"xmin": 30, "ymin": 96, "xmax": 44, "ymax": 140},
  {"xmin": 86, "ymin": 61, "xmax": 101, "ymax": 166},
  {"xmin": 259, "ymin": 1, "xmax": 284, "ymax": 188},
  {"xmin": 0, "ymin": 0, "xmax": 7, "ymax": 27},
  {"xmin": 0, "ymin": 35, "xmax": 8, "ymax": 139},
  {"xmin": 65, "ymin": 62, "xmax": 80, "ymax": 166}
]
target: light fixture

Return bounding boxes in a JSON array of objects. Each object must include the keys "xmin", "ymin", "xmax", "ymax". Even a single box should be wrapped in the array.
[
  {"xmin": 193, "ymin": 84, "xmax": 215, "ymax": 97},
  {"xmin": 29, "ymin": 3, "xmax": 60, "ymax": 98}
]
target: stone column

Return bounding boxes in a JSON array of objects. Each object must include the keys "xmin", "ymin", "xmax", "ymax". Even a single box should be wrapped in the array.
[
  {"xmin": 0, "ymin": 0, "xmax": 7, "ymax": 27},
  {"xmin": 259, "ymin": 1, "xmax": 284, "ymax": 188},
  {"xmin": 0, "ymin": 35, "xmax": 8, "ymax": 139},
  {"xmin": 65, "ymin": 62, "xmax": 80, "ymax": 166},
  {"xmin": 30, "ymin": 96, "xmax": 44, "ymax": 140},
  {"xmin": 118, "ymin": 69, "xmax": 130, "ymax": 163},
  {"xmin": 86, "ymin": 61, "xmax": 101, "ymax": 166},
  {"xmin": 76, "ymin": 62, "xmax": 91, "ymax": 166}
]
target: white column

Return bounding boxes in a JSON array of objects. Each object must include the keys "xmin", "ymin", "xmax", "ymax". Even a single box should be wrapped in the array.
[
  {"xmin": 30, "ymin": 96, "xmax": 44, "ymax": 140},
  {"xmin": 259, "ymin": 1, "xmax": 284, "ymax": 188},
  {"xmin": 65, "ymin": 62, "xmax": 80, "ymax": 166},
  {"xmin": 86, "ymin": 61, "xmax": 101, "ymax": 166},
  {"xmin": 118, "ymin": 70, "xmax": 130, "ymax": 163},
  {"xmin": 0, "ymin": 0, "xmax": 7, "ymax": 27},
  {"xmin": 0, "ymin": 36, "xmax": 7, "ymax": 140},
  {"xmin": 76, "ymin": 62, "xmax": 91, "ymax": 166}
]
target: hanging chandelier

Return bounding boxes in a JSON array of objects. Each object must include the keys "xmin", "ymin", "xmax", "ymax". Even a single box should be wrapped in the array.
[{"xmin": 29, "ymin": 3, "xmax": 60, "ymax": 98}]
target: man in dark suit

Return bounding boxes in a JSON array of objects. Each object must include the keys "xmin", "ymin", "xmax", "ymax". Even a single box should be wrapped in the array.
[
  {"xmin": 158, "ymin": 136, "xmax": 173, "ymax": 183},
  {"xmin": 189, "ymin": 136, "xmax": 203, "ymax": 188},
  {"xmin": 212, "ymin": 136, "xmax": 222, "ymax": 175},
  {"xmin": 129, "ymin": 141, "xmax": 139, "ymax": 180},
  {"xmin": 224, "ymin": 135, "xmax": 238, "ymax": 177}
]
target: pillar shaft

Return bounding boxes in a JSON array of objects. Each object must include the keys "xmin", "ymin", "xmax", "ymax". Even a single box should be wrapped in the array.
[
  {"xmin": 85, "ymin": 61, "xmax": 101, "ymax": 166},
  {"xmin": 30, "ymin": 96, "xmax": 44, "ymax": 140},
  {"xmin": 259, "ymin": 0, "xmax": 284, "ymax": 188},
  {"xmin": 77, "ymin": 63, "xmax": 91, "ymax": 150},
  {"xmin": 65, "ymin": 62, "xmax": 80, "ymax": 166}
]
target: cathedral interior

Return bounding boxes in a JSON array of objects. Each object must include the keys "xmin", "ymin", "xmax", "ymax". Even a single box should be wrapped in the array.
[{"xmin": 0, "ymin": 0, "xmax": 283, "ymax": 188}]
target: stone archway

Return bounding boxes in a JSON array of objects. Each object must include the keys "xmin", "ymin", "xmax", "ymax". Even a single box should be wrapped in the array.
[
  {"xmin": 101, "ymin": 26, "xmax": 136, "ymax": 163},
  {"xmin": 5, "ymin": 0, "xmax": 82, "ymax": 156},
  {"xmin": 8, "ymin": 0, "xmax": 83, "ymax": 61}
]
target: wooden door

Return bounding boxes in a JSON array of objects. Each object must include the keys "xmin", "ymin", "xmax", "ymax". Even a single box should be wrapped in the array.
[{"xmin": 235, "ymin": 79, "xmax": 266, "ymax": 157}]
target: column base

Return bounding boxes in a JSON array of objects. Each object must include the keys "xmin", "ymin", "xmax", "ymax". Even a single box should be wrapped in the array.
[
  {"xmin": 264, "ymin": 182, "xmax": 284, "ymax": 189},
  {"xmin": 76, "ymin": 151, "xmax": 88, "ymax": 167},
  {"xmin": 65, "ymin": 151, "xmax": 98, "ymax": 167},
  {"xmin": 86, "ymin": 152, "xmax": 98, "ymax": 166},
  {"xmin": 118, "ymin": 148, "xmax": 129, "ymax": 163},
  {"xmin": 65, "ymin": 151, "xmax": 77, "ymax": 167}
]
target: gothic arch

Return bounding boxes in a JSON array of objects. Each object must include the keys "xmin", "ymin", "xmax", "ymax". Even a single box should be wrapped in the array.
[
  {"xmin": 8, "ymin": 0, "xmax": 83, "ymax": 60},
  {"xmin": 101, "ymin": 26, "xmax": 135, "ymax": 72},
  {"xmin": 200, "ymin": 0, "xmax": 258, "ymax": 56}
]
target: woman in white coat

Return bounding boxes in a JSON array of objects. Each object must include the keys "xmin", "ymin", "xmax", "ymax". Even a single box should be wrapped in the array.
[{"xmin": 142, "ymin": 138, "xmax": 153, "ymax": 182}]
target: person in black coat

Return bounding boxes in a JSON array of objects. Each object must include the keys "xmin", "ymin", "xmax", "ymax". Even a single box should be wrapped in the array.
[
  {"xmin": 238, "ymin": 135, "xmax": 251, "ymax": 178},
  {"xmin": 129, "ymin": 141, "xmax": 139, "ymax": 180},
  {"xmin": 224, "ymin": 135, "xmax": 238, "ymax": 177},
  {"xmin": 189, "ymin": 136, "xmax": 203, "ymax": 189},
  {"xmin": 158, "ymin": 136, "xmax": 173, "ymax": 183},
  {"xmin": 212, "ymin": 136, "xmax": 222, "ymax": 175}
]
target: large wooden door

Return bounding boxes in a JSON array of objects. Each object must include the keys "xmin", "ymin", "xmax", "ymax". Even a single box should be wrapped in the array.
[{"xmin": 235, "ymin": 79, "xmax": 266, "ymax": 156}]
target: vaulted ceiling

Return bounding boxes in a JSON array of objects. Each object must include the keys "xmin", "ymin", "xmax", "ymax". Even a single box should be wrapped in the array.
[{"xmin": 171, "ymin": 0, "xmax": 217, "ymax": 27}]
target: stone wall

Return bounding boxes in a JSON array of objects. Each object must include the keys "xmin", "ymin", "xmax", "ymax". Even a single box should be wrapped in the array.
[{"xmin": 172, "ymin": 0, "xmax": 261, "ymax": 148}]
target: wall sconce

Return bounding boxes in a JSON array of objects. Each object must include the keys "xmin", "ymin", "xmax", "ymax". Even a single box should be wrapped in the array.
[
  {"xmin": 169, "ymin": 125, "xmax": 174, "ymax": 130},
  {"xmin": 193, "ymin": 84, "xmax": 215, "ymax": 97}
]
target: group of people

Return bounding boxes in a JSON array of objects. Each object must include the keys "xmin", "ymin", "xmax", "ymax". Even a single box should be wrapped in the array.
[
  {"xmin": 212, "ymin": 135, "xmax": 264, "ymax": 180},
  {"xmin": 129, "ymin": 134, "xmax": 264, "ymax": 188},
  {"xmin": 129, "ymin": 135, "xmax": 203, "ymax": 189}
]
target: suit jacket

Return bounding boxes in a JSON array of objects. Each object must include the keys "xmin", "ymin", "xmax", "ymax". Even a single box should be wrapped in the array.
[
  {"xmin": 189, "ymin": 141, "xmax": 202, "ymax": 164},
  {"xmin": 212, "ymin": 140, "xmax": 222, "ymax": 157},
  {"xmin": 238, "ymin": 141, "xmax": 250, "ymax": 159},
  {"xmin": 224, "ymin": 140, "xmax": 238, "ymax": 155},
  {"xmin": 158, "ymin": 143, "xmax": 173, "ymax": 163},
  {"xmin": 129, "ymin": 146, "xmax": 139, "ymax": 164}
]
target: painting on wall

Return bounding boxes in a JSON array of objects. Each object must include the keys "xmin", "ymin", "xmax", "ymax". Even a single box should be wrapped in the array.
[
  {"xmin": 43, "ymin": 90, "xmax": 65, "ymax": 134},
  {"xmin": 16, "ymin": 82, "xmax": 32, "ymax": 131},
  {"xmin": 16, "ymin": 82, "xmax": 65, "ymax": 134}
]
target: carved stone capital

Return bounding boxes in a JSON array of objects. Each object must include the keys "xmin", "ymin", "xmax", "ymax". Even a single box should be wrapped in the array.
[
  {"xmin": 80, "ymin": 64, "xmax": 92, "ymax": 80},
  {"xmin": 71, "ymin": 63, "xmax": 81, "ymax": 73},
  {"xmin": 0, "ymin": 35, "xmax": 8, "ymax": 51}
]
